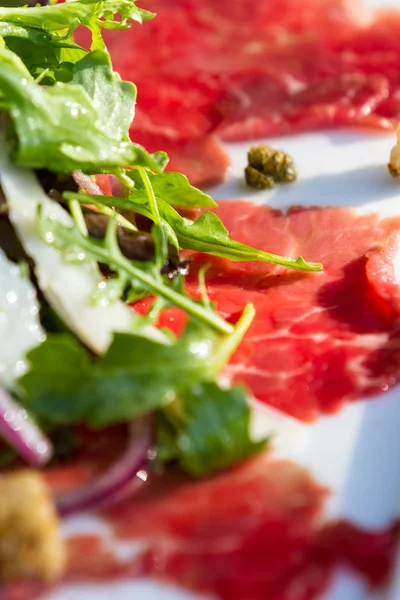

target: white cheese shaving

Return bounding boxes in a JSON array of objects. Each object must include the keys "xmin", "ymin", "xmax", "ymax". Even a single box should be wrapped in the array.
[
  {"xmin": 0, "ymin": 141, "xmax": 166, "ymax": 354},
  {"xmin": 0, "ymin": 249, "xmax": 45, "ymax": 387}
]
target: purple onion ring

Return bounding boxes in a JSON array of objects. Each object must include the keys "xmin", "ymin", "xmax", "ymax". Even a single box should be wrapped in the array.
[
  {"xmin": 0, "ymin": 386, "xmax": 53, "ymax": 466},
  {"xmin": 56, "ymin": 418, "xmax": 153, "ymax": 516}
]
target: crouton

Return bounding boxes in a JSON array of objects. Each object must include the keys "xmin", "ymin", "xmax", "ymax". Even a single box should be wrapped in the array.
[{"xmin": 0, "ymin": 470, "xmax": 65, "ymax": 580}]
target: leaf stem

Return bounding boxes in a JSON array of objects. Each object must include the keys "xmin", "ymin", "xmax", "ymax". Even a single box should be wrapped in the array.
[
  {"xmin": 198, "ymin": 263, "xmax": 212, "ymax": 310},
  {"xmin": 137, "ymin": 166, "xmax": 161, "ymax": 226},
  {"xmin": 44, "ymin": 218, "xmax": 234, "ymax": 336},
  {"xmin": 68, "ymin": 199, "xmax": 88, "ymax": 236},
  {"xmin": 34, "ymin": 68, "xmax": 50, "ymax": 85},
  {"xmin": 64, "ymin": 192, "xmax": 322, "ymax": 273},
  {"xmin": 176, "ymin": 231, "xmax": 322, "ymax": 272},
  {"xmin": 113, "ymin": 168, "xmax": 135, "ymax": 191},
  {"xmin": 212, "ymin": 303, "xmax": 255, "ymax": 374},
  {"xmin": 91, "ymin": 201, "xmax": 138, "ymax": 232},
  {"xmin": 116, "ymin": 253, "xmax": 234, "ymax": 335}
]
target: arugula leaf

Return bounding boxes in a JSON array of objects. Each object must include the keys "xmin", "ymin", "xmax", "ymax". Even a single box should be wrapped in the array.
[
  {"xmin": 72, "ymin": 50, "xmax": 135, "ymax": 141},
  {"xmin": 167, "ymin": 202, "xmax": 321, "ymax": 271},
  {"xmin": 128, "ymin": 171, "xmax": 217, "ymax": 209},
  {"xmin": 18, "ymin": 321, "xmax": 228, "ymax": 427},
  {"xmin": 36, "ymin": 208, "xmax": 234, "ymax": 334},
  {"xmin": 0, "ymin": 0, "xmax": 154, "ymax": 50},
  {"xmin": 157, "ymin": 205, "xmax": 322, "ymax": 271},
  {"xmin": 0, "ymin": 47, "xmax": 162, "ymax": 173},
  {"xmin": 158, "ymin": 383, "xmax": 267, "ymax": 477},
  {"xmin": 66, "ymin": 191, "xmax": 322, "ymax": 272}
]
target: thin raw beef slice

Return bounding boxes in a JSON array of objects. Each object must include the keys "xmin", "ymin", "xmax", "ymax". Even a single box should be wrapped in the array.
[
  {"xmin": 135, "ymin": 200, "xmax": 400, "ymax": 421},
  {"xmin": 103, "ymin": 0, "xmax": 400, "ymax": 186},
  {"xmin": 4, "ymin": 453, "xmax": 399, "ymax": 600}
]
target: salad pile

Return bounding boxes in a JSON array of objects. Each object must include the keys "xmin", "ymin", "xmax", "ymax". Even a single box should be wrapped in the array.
[{"xmin": 0, "ymin": 0, "xmax": 322, "ymax": 513}]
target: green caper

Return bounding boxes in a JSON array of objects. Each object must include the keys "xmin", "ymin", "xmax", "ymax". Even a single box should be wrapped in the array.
[
  {"xmin": 245, "ymin": 144, "xmax": 297, "ymax": 189},
  {"xmin": 245, "ymin": 165, "xmax": 275, "ymax": 190}
]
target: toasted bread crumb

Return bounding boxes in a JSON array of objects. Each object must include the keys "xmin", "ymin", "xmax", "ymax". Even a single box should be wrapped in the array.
[{"xmin": 0, "ymin": 470, "xmax": 65, "ymax": 581}]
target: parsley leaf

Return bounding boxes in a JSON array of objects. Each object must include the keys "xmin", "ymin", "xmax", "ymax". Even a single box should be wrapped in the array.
[
  {"xmin": 158, "ymin": 383, "xmax": 267, "ymax": 477},
  {"xmin": 18, "ymin": 320, "xmax": 232, "ymax": 428}
]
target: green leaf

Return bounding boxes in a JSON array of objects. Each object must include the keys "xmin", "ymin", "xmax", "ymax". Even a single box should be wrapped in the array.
[
  {"xmin": 158, "ymin": 383, "xmax": 267, "ymax": 477},
  {"xmin": 0, "ymin": 22, "xmax": 87, "ymax": 84},
  {"xmin": 128, "ymin": 171, "xmax": 217, "ymax": 208},
  {"xmin": 171, "ymin": 210, "xmax": 322, "ymax": 271},
  {"xmin": 18, "ymin": 322, "xmax": 224, "ymax": 428},
  {"xmin": 17, "ymin": 334, "xmax": 90, "ymax": 424},
  {"xmin": 72, "ymin": 50, "xmax": 136, "ymax": 141},
  {"xmin": 150, "ymin": 151, "xmax": 169, "ymax": 173},
  {"xmin": 0, "ymin": 47, "xmax": 161, "ymax": 173},
  {"xmin": 66, "ymin": 191, "xmax": 322, "ymax": 272},
  {"xmin": 0, "ymin": 22, "xmax": 82, "ymax": 50},
  {"xmin": 91, "ymin": 272, "xmax": 129, "ymax": 307},
  {"xmin": 0, "ymin": 0, "xmax": 154, "ymax": 50},
  {"xmin": 37, "ymin": 207, "xmax": 234, "ymax": 334}
]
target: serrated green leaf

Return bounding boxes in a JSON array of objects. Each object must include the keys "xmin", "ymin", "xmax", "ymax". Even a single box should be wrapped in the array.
[
  {"xmin": 66, "ymin": 191, "xmax": 322, "ymax": 272},
  {"xmin": 167, "ymin": 210, "xmax": 321, "ymax": 270},
  {"xmin": 129, "ymin": 171, "xmax": 217, "ymax": 208},
  {"xmin": 0, "ymin": 0, "xmax": 154, "ymax": 50},
  {"xmin": 72, "ymin": 50, "xmax": 136, "ymax": 141},
  {"xmin": 0, "ymin": 47, "xmax": 161, "ymax": 173},
  {"xmin": 0, "ymin": 21, "xmax": 87, "ymax": 84},
  {"xmin": 37, "ymin": 206, "xmax": 234, "ymax": 334},
  {"xmin": 0, "ymin": 22, "xmax": 81, "ymax": 50}
]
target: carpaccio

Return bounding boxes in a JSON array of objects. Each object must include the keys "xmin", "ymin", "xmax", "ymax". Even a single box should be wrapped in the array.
[
  {"xmin": 8, "ymin": 0, "xmax": 400, "ymax": 591},
  {"xmin": 7, "ymin": 199, "xmax": 400, "ymax": 600},
  {"xmin": 137, "ymin": 201, "xmax": 400, "ymax": 421},
  {"xmin": 102, "ymin": 0, "xmax": 400, "ymax": 186},
  {"xmin": 3, "ymin": 451, "xmax": 399, "ymax": 600}
]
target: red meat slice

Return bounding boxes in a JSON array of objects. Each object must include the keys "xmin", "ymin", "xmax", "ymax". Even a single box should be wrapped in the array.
[
  {"xmin": 215, "ymin": 14, "xmax": 400, "ymax": 140},
  {"xmin": 135, "ymin": 201, "xmax": 400, "ymax": 421},
  {"xmin": 5, "ymin": 454, "xmax": 398, "ymax": 600},
  {"xmin": 103, "ymin": 0, "xmax": 400, "ymax": 185},
  {"xmin": 132, "ymin": 132, "xmax": 230, "ymax": 189},
  {"xmin": 217, "ymin": 72, "xmax": 393, "ymax": 141},
  {"xmin": 105, "ymin": 456, "xmax": 333, "ymax": 600},
  {"xmin": 366, "ymin": 232, "xmax": 400, "ymax": 318},
  {"xmin": 122, "ymin": 460, "xmax": 399, "ymax": 600}
]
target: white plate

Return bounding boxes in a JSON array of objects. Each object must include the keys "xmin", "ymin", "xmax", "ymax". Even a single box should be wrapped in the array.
[{"xmin": 47, "ymin": 1, "xmax": 400, "ymax": 598}]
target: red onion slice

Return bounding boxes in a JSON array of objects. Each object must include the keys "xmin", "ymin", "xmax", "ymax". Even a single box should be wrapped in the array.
[
  {"xmin": 109, "ymin": 174, "xmax": 128, "ymax": 198},
  {"xmin": 73, "ymin": 171, "xmax": 127, "ymax": 198},
  {"xmin": 72, "ymin": 171, "xmax": 104, "ymax": 196},
  {"xmin": 0, "ymin": 386, "xmax": 53, "ymax": 466},
  {"xmin": 56, "ymin": 418, "xmax": 153, "ymax": 516}
]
